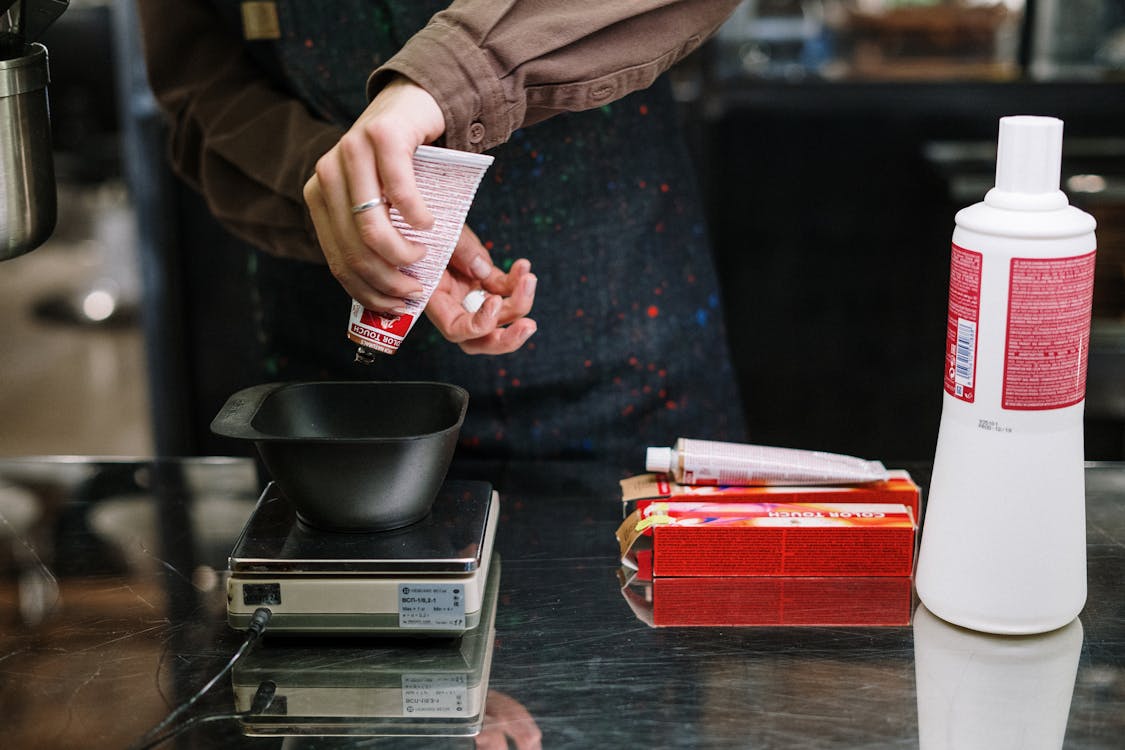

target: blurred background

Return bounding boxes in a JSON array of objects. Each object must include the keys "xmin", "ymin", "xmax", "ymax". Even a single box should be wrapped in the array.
[{"xmin": 1, "ymin": 0, "xmax": 1123, "ymax": 463}]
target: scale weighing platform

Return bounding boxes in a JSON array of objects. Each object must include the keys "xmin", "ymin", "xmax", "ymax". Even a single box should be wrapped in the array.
[{"xmin": 228, "ymin": 479, "xmax": 498, "ymax": 635}]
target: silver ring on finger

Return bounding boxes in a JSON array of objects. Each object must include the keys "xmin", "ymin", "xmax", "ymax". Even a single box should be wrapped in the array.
[{"xmin": 351, "ymin": 197, "xmax": 389, "ymax": 214}]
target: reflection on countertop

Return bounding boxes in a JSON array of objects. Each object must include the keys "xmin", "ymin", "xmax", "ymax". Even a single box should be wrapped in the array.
[
  {"xmin": 915, "ymin": 605, "xmax": 1084, "ymax": 750},
  {"xmin": 0, "ymin": 457, "xmax": 1123, "ymax": 748}
]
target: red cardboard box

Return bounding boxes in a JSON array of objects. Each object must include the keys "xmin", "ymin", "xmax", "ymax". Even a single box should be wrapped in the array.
[
  {"xmin": 620, "ymin": 471, "xmax": 921, "ymax": 519},
  {"xmin": 618, "ymin": 570, "xmax": 913, "ymax": 627},
  {"xmin": 617, "ymin": 501, "xmax": 916, "ymax": 578}
]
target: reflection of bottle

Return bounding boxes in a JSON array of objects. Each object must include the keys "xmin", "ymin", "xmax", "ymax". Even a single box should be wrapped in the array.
[
  {"xmin": 916, "ymin": 116, "xmax": 1097, "ymax": 635},
  {"xmin": 913, "ymin": 605, "xmax": 1083, "ymax": 750}
]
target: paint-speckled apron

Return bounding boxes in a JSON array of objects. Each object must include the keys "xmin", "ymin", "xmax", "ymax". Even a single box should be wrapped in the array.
[{"xmin": 217, "ymin": 0, "xmax": 747, "ymax": 463}]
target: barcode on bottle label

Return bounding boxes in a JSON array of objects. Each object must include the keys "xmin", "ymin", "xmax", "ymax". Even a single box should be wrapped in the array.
[
  {"xmin": 944, "ymin": 244, "xmax": 982, "ymax": 403},
  {"xmin": 954, "ymin": 318, "xmax": 976, "ymax": 393}
]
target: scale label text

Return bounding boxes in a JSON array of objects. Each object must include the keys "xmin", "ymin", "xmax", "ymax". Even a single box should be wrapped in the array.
[
  {"xmin": 401, "ymin": 674, "xmax": 469, "ymax": 716},
  {"xmin": 398, "ymin": 583, "xmax": 466, "ymax": 629}
]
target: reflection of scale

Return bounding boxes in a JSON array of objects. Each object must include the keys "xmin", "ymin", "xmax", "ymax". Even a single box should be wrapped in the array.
[
  {"xmin": 231, "ymin": 554, "xmax": 500, "ymax": 738},
  {"xmin": 227, "ymin": 480, "xmax": 498, "ymax": 635}
]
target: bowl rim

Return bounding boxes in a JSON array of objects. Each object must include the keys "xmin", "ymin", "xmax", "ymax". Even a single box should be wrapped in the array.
[{"xmin": 210, "ymin": 380, "xmax": 469, "ymax": 443}]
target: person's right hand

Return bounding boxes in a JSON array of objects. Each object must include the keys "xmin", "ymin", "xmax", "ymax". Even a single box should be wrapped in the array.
[{"xmin": 302, "ymin": 75, "xmax": 445, "ymax": 315}]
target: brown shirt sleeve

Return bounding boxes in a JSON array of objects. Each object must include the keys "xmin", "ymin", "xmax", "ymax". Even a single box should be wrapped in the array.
[
  {"xmin": 137, "ymin": 0, "xmax": 340, "ymax": 262},
  {"xmin": 371, "ymin": 0, "xmax": 743, "ymax": 151},
  {"xmin": 137, "ymin": 0, "xmax": 740, "ymax": 261}
]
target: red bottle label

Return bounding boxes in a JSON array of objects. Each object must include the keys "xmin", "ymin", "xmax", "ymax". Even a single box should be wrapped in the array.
[{"xmin": 1001, "ymin": 251, "xmax": 1096, "ymax": 410}]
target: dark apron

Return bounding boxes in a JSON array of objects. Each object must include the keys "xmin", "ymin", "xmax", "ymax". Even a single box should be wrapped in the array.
[{"xmin": 217, "ymin": 0, "xmax": 747, "ymax": 464}]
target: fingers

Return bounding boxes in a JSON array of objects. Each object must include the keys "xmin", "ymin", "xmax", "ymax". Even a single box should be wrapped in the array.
[
  {"xmin": 304, "ymin": 75, "xmax": 448, "ymax": 312},
  {"xmin": 448, "ymin": 229, "xmax": 536, "ymax": 318},
  {"xmin": 427, "ymin": 257, "xmax": 538, "ymax": 350},
  {"xmin": 449, "ymin": 228, "xmax": 535, "ymax": 301},
  {"xmin": 370, "ymin": 129, "xmax": 434, "ymax": 231},
  {"xmin": 364, "ymin": 76, "xmax": 444, "ymax": 229},
  {"xmin": 459, "ymin": 317, "xmax": 538, "ymax": 356},
  {"xmin": 494, "ymin": 269, "xmax": 536, "ymax": 326},
  {"xmin": 426, "ymin": 230, "xmax": 540, "ymax": 353},
  {"xmin": 425, "ymin": 296, "xmax": 537, "ymax": 356},
  {"xmin": 427, "ymin": 285, "xmax": 538, "ymax": 350},
  {"xmin": 449, "ymin": 226, "xmax": 495, "ymax": 284},
  {"xmin": 457, "ymin": 261, "xmax": 536, "ymax": 327},
  {"xmin": 304, "ymin": 173, "xmax": 423, "ymax": 313},
  {"xmin": 339, "ymin": 126, "xmax": 434, "ymax": 247},
  {"xmin": 314, "ymin": 146, "xmax": 425, "ymax": 268}
]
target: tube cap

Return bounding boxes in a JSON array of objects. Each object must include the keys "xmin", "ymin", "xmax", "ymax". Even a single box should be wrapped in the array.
[
  {"xmin": 461, "ymin": 288, "xmax": 487, "ymax": 314},
  {"xmin": 645, "ymin": 447, "xmax": 673, "ymax": 474},
  {"xmin": 995, "ymin": 115, "xmax": 1063, "ymax": 195}
]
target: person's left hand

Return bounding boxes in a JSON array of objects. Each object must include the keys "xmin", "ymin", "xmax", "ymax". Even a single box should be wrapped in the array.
[{"xmin": 425, "ymin": 226, "xmax": 537, "ymax": 355}]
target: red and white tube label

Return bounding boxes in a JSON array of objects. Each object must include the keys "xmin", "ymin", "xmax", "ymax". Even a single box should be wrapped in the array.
[
  {"xmin": 1001, "ymin": 251, "xmax": 1096, "ymax": 410},
  {"xmin": 943, "ymin": 244, "xmax": 983, "ymax": 403},
  {"xmin": 348, "ymin": 302, "xmax": 415, "ymax": 355}
]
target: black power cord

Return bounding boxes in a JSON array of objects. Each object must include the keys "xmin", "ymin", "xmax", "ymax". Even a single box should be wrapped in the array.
[
  {"xmin": 133, "ymin": 681, "xmax": 277, "ymax": 750},
  {"xmin": 129, "ymin": 608, "xmax": 273, "ymax": 750}
]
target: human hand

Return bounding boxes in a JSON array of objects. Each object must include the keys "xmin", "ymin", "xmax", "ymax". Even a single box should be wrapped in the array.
[
  {"xmin": 426, "ymin": 226, "xmax": 537, "ymax": 355},
  {"xmin": 303, "ymin": 75, "xmax": 445, "ymax": 314},
  {"xmin": 475, "ymin": 690, "xmax": 542, "ymax": 750}
]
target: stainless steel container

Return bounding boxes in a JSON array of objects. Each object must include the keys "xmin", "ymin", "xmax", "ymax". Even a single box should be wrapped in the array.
[{"xmin": 0, "ymin": 43, "xmax": 55, "ymax": 262}]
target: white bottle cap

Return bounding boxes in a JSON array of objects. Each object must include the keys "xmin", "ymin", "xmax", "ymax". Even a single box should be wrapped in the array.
[
  {"xmin": 646, "ymin": 447, "xmax": 673, "ymax": 474},
  {"xmin": 994, "ymin": 115, "xmax": 1063, "ymax": 195}
]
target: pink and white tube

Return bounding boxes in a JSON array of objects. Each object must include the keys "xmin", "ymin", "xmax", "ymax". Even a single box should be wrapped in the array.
[
  {"xmin": 348, "ymin": 145, "xmax": 494, "ymax": 361},
  {"xmin": 645, "ymin": 438, "xmax": 889, "ymax": 486}
]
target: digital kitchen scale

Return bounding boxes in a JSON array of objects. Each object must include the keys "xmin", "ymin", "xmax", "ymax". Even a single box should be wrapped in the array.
[
  {"xmin": 227, "ymin": 480, "xmax": 498, "ymax": 635},
  {"xmin": 232, "ymin": 554, "xmax": 500, "ymax": 738}
]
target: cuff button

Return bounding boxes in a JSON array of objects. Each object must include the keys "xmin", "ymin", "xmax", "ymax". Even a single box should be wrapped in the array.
[{"xmin": 468, "ymin": 121, "xmax": 486, "ymax": 144}]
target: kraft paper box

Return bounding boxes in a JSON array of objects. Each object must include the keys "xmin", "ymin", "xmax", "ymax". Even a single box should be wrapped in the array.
[
  {"xmin": 618, "ymin": 568, "xmax": 913, "ymax": 627},
  {"xmin": 619, "ymin": 471, "xmax": 921, "ymax": 519},
  {"xmin": 617, "ymin": 501, "xmax": 916, "ymax": 578}
]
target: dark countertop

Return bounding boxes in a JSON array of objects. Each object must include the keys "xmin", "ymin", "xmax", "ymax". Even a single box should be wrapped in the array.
[{"xmin": 0, "ymin": 457, "xmax": 1122, "ymax": 748}]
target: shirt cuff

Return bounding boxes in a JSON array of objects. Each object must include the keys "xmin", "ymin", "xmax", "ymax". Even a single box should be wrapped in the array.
[{"xmin": 366, "ymin": 21, "xmax": 518, "ymax": 153}]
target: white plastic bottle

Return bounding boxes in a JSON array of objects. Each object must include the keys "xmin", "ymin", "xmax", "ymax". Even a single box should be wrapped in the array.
[{"xmin": 915, "ymin": 116, "xmax": 1097, "ymax": 635}]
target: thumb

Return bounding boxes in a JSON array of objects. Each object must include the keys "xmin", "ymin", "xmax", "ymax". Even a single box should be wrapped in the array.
[{"xmin": 449, "ymin": 225, "xmax": 493, "ymax": 282}]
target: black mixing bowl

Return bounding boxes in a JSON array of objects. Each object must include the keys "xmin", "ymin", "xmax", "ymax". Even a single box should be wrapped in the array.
[{"xmin": 211, "ymin": 381, "xmax": 468, "ymax": 531}]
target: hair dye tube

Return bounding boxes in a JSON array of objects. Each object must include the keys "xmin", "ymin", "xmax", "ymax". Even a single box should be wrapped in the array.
[
  {"xmin": 644, "ymin": 438, "xmax": 888, "ymax": 486},
  {"xmin": 348, "ymin": 145, "xmax": 494, "ymax": 361}
]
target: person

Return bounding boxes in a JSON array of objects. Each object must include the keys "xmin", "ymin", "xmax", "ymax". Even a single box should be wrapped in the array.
[{"xmin": 136, "ymin": 0, "xmax": 749, "ymax": 464}]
